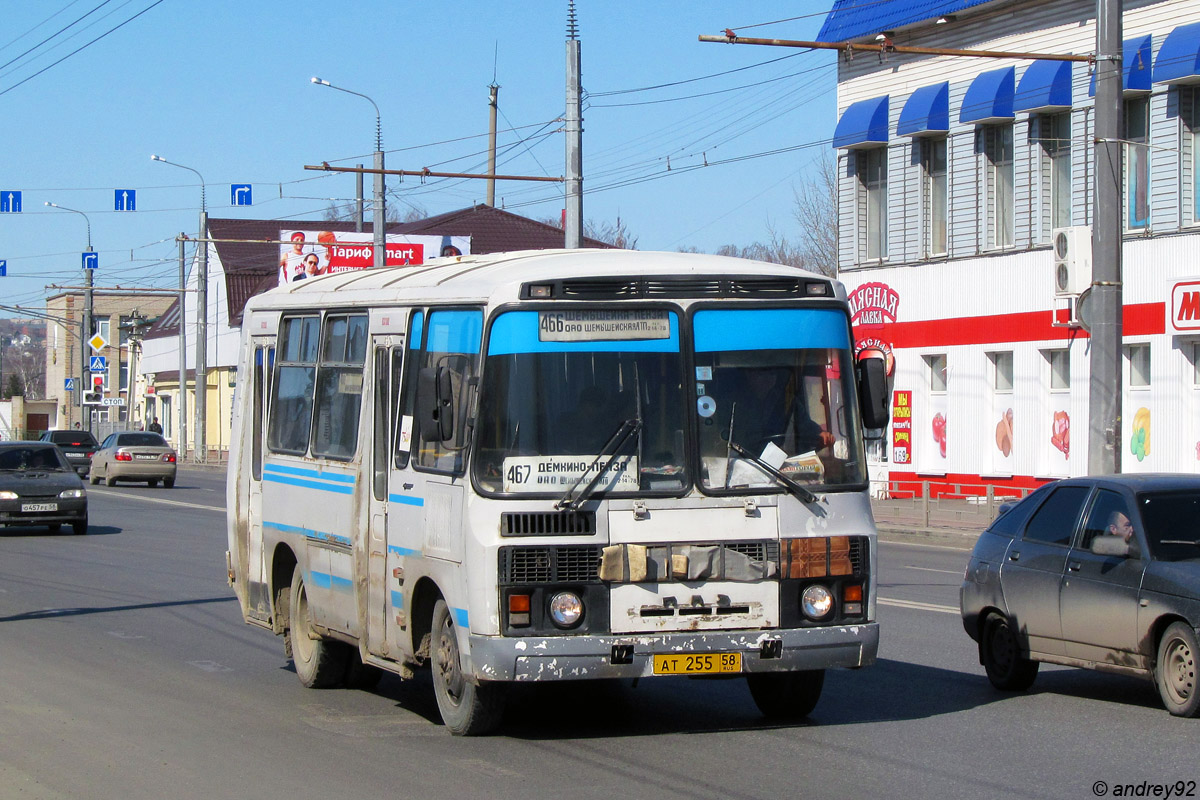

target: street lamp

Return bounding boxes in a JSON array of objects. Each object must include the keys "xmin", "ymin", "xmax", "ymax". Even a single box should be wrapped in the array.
[
  {"xmin": 44, "ymin": 201, "xmax": 95, "ymax": 433},
  {"xmin": 311, "ymin": 76, "xmax": 386, "ymax": 268},
  {"xmin": 151, "ymin": 154, "xmax": 207, "ymax": 463}
]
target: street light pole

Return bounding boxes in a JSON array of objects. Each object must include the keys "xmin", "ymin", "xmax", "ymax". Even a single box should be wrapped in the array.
[
  {"xmin": 44, "ymin": 202, "xmax": 94, "ymax": 433},
  {"xmin": 152, "ymin": 155, "xmax": 208, "ymax": 463},
  {"xmin": 312, "ymin": 77, "xmax": 386, "ymax": 268}
]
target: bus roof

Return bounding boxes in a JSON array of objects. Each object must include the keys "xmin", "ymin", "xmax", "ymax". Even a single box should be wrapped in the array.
[{"xmin": 244, "ymin": 249, "xmax": 840, "ymax": 314}]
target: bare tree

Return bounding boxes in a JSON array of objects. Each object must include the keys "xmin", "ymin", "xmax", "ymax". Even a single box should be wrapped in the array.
[
  {"xmin": 792, "ymin": 152, "xmax": 840, "ymax": 277},
  {"xmin": 538, "ymin": 215, "xmax": 640, "ymax": 249},
  {"xmin": 322, "ymin": 197, "xmax": 416, "ymax": 224},
  {"xmin": 713, "ymin": 222, "xmax": 805, "ymax": 268}
]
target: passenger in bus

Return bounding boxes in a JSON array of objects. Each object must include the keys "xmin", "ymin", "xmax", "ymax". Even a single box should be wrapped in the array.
[{"xmin": 722, "ymin": 367, "xmax": 833, "ymax": 457}]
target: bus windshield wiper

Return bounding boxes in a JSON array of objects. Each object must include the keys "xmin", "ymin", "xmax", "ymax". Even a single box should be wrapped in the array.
[
  {"xmin": 555, "ymin": 417, "xmax": 642, "ymax": 511},
  {"xmin": 727, "ymin": 440, "xmax": 819, "ymax": 505}
]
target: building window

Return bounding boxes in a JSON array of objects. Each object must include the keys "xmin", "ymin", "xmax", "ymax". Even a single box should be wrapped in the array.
[
  {"xmin": 926, "ymin": 353, "xmax": 947, "ymax": 392},
  {"xmin": 983, "ymin": 124, "xmax": 1015, "ymax": 248},
  {"xmin": 1191, "ymin": 342, "xmax": 1200, "ymax": 386},
  {"xmin": 990, "ymin": 351, "xmax": 1014, "ymax": 392},
  {"xmin": 1126, "ymin": 343, "xmax": 1151, "ymax": 388},
  {"xmin": 858, "ymin": 148, "xmax": 888, "ymax": 260},
  {"xmin": 1045, "ymin": 348, "xmax": 1070, "ymax": 390},
  {"xmin": 1124, "ymin": 96, "xmax": 1150, "ymax": 230},
  {"xmin": 1038, "ymin": 113, "xmax": 1072, "ymax": 232},
  {"xmin": 1188, "ymin": 88, "xmax": 1200, "ymax": 224},
  {"xmin": 923, "ymin": 138, "xmax": 948, "ymax": 256}
]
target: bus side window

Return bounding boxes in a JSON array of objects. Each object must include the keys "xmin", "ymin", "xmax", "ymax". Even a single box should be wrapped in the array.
[
  {"xmin": 395, "ymin": 311, "xmax": 423, "ymax": 470},
  {"xmin": 313, "ymin": 313, "xmax": 369, "ymax": 460},
  {"xmin": 414, "ymin": 309, "xmax": 482, "ymax": 475},
  {"xmin": 372, "ymin": 346, "xmax": 390, "ymax": 501},
  {"xmin": 267, "ymin": 315, "xmax": 319, "ymax": 455}
]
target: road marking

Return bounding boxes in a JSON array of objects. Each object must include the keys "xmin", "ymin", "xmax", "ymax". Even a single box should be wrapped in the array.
[
  {"xmin": 879, "ymin": 538, "xmax": 974, "ymax": 552},
  {"xmin": 877, "ymin": 597, "xmax": 959, "ymax": 615},
  {"xmin": 88, "ymin": 487, "xmax": 222, "ymax": 513},
  {"xmin": 900, "ymin": 565, "xmax": 962, "ymax": 575}
]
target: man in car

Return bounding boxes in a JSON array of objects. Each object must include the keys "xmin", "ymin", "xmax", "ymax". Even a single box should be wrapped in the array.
[{"xmin": 1108, "ymin": 510, "xmax": 1135, "ymax": 543}]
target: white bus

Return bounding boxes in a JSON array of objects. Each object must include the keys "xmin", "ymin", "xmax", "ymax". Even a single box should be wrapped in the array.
[{"xmin": 226, "ymin": 248, "xmax": 890, "ymax": 735}]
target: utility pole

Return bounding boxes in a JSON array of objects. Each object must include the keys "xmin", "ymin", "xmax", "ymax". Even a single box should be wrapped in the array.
[
  {"xmin": 197, "ymin": 208, "xmax": 208, "ymax": 463},
  {"xmin": 177, "ymin": 234, "xmax": 188, "ymax": 460},
  {"xmin": 564, "ymin": 1, "xmax": 583, "ymax": 248},
  {"xmin": 1090, "ymin": 0, "xmax": 1124, "ymax": 475},
  {"xmin": 83, "ymin": 248, "xmax": 93, "ymax": 433},
  {"xmin": 356, "ymin": 163, "xmax": 364, "ymax": 232},
  {"xmin": 487, "ymin": 82, "xmax": 499, "ymax": 207}
]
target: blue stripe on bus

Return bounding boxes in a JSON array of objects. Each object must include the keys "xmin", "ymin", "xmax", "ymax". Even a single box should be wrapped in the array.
[
  {"xmin": 263, "ymin": 463, "xmax": 356, "ymax": 483},
  {"xmin": 330, "ymin": 574, "xmax": 353, "ymax": 592},
  {"xmin": 391, "ymin": 590, "xmax": 404, "ymax": 610},
  {"xmin": 388, "ymin": 494, "xmax": 425, "ymax": 507},
  {"xmin": 263, "ymin": 473, "xmax": 355, "ymax": 495},
  {"xmin": 310, "ymin": 571, "xmax": 353, "ymax": 592},
  {"xmin": 311, "ymin": 571, "xmax": 332, "ymax": 589},
  {"xmin": 264, "ymin": 521, "xmax": 351, "ymax": 549},
  {"xmin": 693, "ymin": 308, "xmax": 851, "ymax": 352},
  {"xmin": 487, "ymin": 310, "xmax": 681, "ymax": 355},
  {"xmin": 387, "ymin": 545, "xmax": 421, "ymax": 557},
  {"xmin": 453, "ymin": 607, "xmax": 469, "ymax": 628}
]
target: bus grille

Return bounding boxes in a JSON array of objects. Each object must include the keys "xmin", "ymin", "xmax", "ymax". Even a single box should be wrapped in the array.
[
  {"xmin": 500, "ymin": 510, "xmax": 595, "ymax": 537},
  {"xmin": 499, "ymin": 545, "xmax": 603, "ymax": 585}
]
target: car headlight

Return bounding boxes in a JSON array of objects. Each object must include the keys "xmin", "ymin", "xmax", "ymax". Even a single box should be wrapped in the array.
[
  {"xmin": 801, "ymin": 584, "xmax": 834, "ymax": 620},
  {"xmin": 0, "ymin": 490, "xmax": 17, "ymax": 500},
  {"xmin": 59, "ymin": 488, "xmax": 86, "ymax": 499},
  {"xmin": 548, "ymin": 591, "xmax": 584, "ymax": 628}
]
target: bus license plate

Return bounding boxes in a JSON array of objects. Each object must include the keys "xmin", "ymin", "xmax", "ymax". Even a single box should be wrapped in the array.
[
  {"xmin": 652, "ymin": 653, "xmax": 741, "ymax": 675},
  {"xmin": 22, "ymin": 503, "xmax": 57, "ymax": 513}
]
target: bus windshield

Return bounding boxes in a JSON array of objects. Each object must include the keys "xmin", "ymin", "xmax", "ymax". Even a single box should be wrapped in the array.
[
  {"xmin": 693, "ymin": 307, "xmax": 866, "ymax": 491},
  {"xmin": 476, "ymin": 309, "xmax": 686, "ymax": 495}
]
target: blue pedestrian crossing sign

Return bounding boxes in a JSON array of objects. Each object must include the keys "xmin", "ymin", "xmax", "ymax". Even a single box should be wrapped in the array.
[
  {"xmin": 114, "ymin": 189, "xmax": 136, "ymax": 211},
  {"xmin": 82, "ymin": 252, "xmax": 98, "ymax": 270},
  {"xmin": 65, "ymin": 378, "xmax": 76, "ymax": 391},
  {"xmin": 231, "ymin": 184, "xmax": 252, "ymax": 206},
  {"xmin": 89, "ymin": 356, "xmax": 107, "ymax": 372},
  {"xmin": 0, "ymin": 191, "xmax": 21, "ymax": 212},
  {"xmin": 0, "ymin": 259, "xmax": 6, "ymax": 277}
]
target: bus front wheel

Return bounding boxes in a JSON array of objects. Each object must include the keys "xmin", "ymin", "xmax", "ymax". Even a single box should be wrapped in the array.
[
  {"xmin": 287, "ymin": 570, "xmax": 347, "ymax": 689},
  {"xmin": 747, "ymin": 669, "xmax": 825, "ymax": 719},
  {"xmin": 431, "ymin": 599, "xmax": 505, "ymax": 735}
]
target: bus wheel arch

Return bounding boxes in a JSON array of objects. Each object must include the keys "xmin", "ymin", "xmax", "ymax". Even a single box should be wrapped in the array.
[
  {"xmin": 409, "ymin": 577, "xmax": 442, "ymax": 665},
  {"xmin": 270, "ymin": 544, "xmax": 298, "ymax": 637}
]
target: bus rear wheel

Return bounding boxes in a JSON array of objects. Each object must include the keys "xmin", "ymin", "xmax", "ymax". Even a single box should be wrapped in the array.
[
  {"xmin": 431, "ymin": 599, "xmax": 504, "ymax": 735},
  {"xmin": 287, "ymin": 570, "xmax": 347, "ymax": 688},
  {"xmin": 747, "ymin": 669, "xmax": 825, "ymax": 719}
]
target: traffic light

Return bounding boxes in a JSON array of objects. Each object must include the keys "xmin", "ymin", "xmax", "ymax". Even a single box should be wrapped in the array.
[
  {"xmin": 82, "ymin": 391, "xmax": 102, "ymax": 405},
  {"xmin": 92, "ymin": 374, "xmax": 105, "ymax": 391}
]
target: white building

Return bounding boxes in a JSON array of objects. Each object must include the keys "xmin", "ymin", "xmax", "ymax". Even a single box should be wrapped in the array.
[{"xmin": 822, "ymin": 0, "xmax": 1200, "ymax": 493}]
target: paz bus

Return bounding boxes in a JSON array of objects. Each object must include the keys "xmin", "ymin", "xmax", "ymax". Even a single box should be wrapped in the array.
[{"xmin": 226, "ymin": 248, "xmax": 890, "ymax": 735}]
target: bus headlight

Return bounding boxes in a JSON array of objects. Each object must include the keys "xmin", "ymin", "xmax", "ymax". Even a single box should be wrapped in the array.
[
  {"xmin": 548, "ymin": 591, "xmax": 584, "ymax": 628},
  {"xmin": 801, "ymin": 584, "xmax": 834, "ymax": 620}
]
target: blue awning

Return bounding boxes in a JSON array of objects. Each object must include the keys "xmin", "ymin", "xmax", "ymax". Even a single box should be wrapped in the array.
[
  {"xmin": 960, "ymin": 66, "xmax": 1015, "ymax": 124},
  {"xmin": 1090, "ymin": 35, "xmax": 1152, "ymax": 95},
  {"xmin": 833, "ymin": 95, "xmax": 889, "ymax": 149},
  {"xmin": 897, "ymin": 82, "xmax": 949, "ymax": 137},
  {"xmin": 1014, "ymin": 60, "xmax": 1073, "ymax": 113},
  {"xmin": 1155, "ymin": 22, "xmax": 1200, "ymax": 84}
]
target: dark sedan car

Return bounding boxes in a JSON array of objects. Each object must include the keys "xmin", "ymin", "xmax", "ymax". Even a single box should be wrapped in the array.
[
  {"xmin": 39, "ymin": 429, "xmax": 100, "ymax": 477},
  {"xmin": 0, "ymin": 441, "xmax": 88, "ymax": 534},
  {"xmin": 961, "ymin": 474, "xmax": 1200, "ymax": 717}
]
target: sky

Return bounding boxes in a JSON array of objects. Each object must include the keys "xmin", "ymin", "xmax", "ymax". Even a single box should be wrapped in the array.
[{"xmin": 0, "ymin": 0, "xmax": 840, "ymax": 315}]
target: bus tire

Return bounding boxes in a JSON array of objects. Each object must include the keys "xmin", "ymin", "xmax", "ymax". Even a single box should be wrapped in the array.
[
  {"xmin": 287, "ymin": 569, "xmax": 347, "ymax": 689},
  {"xmin": 431, "ymin": 599, "xmax": 504, "ymax": 735},
  {"xmin": 747, "ymin": 669, "xmax": 825, "ymax": 719}
]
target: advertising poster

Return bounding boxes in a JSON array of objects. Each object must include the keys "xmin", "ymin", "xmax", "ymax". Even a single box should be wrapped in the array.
[
  {"xmin": 278, "ymin": 230, "xmax": 471, "ymax": 285},
  {"xmin": 892, "ymin": 390, "xmax": 912, "ymax": 464}
]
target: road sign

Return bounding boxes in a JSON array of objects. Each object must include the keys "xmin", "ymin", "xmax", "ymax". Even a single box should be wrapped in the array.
[
  {"xmin": 100, "ymin": 397, "xmax": 126, "ymax": 407},
  {"xmin": 0, "ymin": 191, "xmax": 20, "ymax": 212},
  {"xmin": 231, "ymin": 184, "xmax": 252, "ymax": 206},
  {"xmin": 114, "ymin": 189, "xmax": 136, "ymax": 211},
  {"xmin": 88, "ymin": 333, "xmax": 108, "ymax": 352},
  {"xmin": 0, "ymin": 260, "xmax": 5, "ymax": 277},
  {"xmin": 82, "ymin": 252, "xmax": 98, "ymax": 270},
  {"xmin": 89, "ymin": 356, "xmax": 107, "ymax": 372},
  {"xmin": 65, "ymin": 378, "xmax": 76, "ymax": 391}
]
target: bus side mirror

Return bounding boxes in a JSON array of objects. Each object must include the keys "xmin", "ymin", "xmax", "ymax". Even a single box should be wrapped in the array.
[
  {"xmin": 857, "ymin": 357, "xmax": 889, "ymax": 429},
  {"xmin": 418, "ymin": 365, "xmax": 455, "ymax": 442}
]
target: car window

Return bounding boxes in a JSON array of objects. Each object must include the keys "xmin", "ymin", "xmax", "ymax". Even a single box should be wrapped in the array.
[
  {"xmin": 1137, "ymin": 491, "xmax": 1200, "ymax": 562},
  {"xmin": 117, "ymin": 433, "xmax": 168, "ymax": 447},
  {"xmin": 987, "ymin": 484, "xmax": 1053, "ymax": 537},
  {"xmin": 1078, "ymin": 490, "xmax": 1133, "ymax": 551},
  {"xmin": 48, "ymin": 431, "xmax": 97, "ymax": 447},
  {"xmin": 0, "ymin": 446, "xmax": 69, "ymax": 471},
  {"xmin": 1022, "ymin": 485, "xmax": 1090, "ymax": 546},
  {"xmin": 101, "ymin": 435, "xmax": 116, "ymax": 449}
]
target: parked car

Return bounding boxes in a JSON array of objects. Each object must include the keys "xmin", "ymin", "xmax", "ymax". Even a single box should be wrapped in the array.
[
  {"xmin": 39, "ymin": 429, "xmax": 100, "ymax": 477},
  {"xmin": 89, "ymin": 432, "xmax": 178, "ymax": 488},
  {"xmin": 961, "ymin": 474, "xmax": 1200, "ymax": 717},
  {"xmin": 0, "ymin": 441, "xmax": 88, "ymax": 534}
]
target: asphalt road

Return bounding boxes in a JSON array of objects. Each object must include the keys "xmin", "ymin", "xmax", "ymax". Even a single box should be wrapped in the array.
[{"xmin": 1, "ymin": 469, "xmax": 1196, "ymax": 800}]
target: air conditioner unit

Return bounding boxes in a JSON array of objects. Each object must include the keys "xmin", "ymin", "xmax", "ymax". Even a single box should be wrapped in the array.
[{"xmin": 1052, "ymin": 226, "xmax": 1092, "ymax": 297}]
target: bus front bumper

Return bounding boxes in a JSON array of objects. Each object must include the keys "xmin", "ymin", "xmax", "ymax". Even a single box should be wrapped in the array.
[{"xmin": 466, "ymin": 622, "xmax": 878, "ymax": 682}]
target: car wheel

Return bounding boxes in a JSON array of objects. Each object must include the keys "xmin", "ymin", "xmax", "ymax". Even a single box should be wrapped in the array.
[
  {"xmin": 1156, "ymin": 622, "xmax": 1200, "ymax": 717},
  {"xmin": 286, "ymin": 569, "xmax": 347, "ymax": 689},
  {"xmin": 89, "ymin": 474, "xmax": 99, "ymax": 485},
  {"xmin": 72, "ymin": 516, "xmax": 88, "ymax": 536},
  {"xmin": 981, "ymin": 613, "xmax": 1039, "ymax": 691},
  {"xmin": 747, "ymin": 669, "xmax": 825, "ymax": 719},
  {"xmin": 47, "ymin": 523, "xmax": 61, "ymax": 534},
  {"xmin": 105, "ymin": 474, "xmax": 116, "ymax": 487},
  {"xmin": 164, "ymin": 477, "xmax": 175, "ymax": 489},
  {"xmin": 431, "ymin": 598, "xmax": 505, "ymax": 735},
  {"xmin": 148, "ymin": 479, "xmax": 159, "ymax": 487}
]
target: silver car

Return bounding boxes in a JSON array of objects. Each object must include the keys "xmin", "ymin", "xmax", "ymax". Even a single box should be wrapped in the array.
[
  {"xmin": 961, "ymin": 474, "xmax": 1200, "ymax": 717},
  {"xmin": 89, "ymin": 432, "xmax": 178, "ymax": 488}
]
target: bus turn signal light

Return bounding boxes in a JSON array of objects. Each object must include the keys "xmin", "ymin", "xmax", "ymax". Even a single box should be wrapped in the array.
[
  {"xmin": 843, "ymin": 584, "xmax": 863, "ymax": 616},
  {"xmin": 508, "ymin": 594, "xmax": 531, "ymax": 627}
]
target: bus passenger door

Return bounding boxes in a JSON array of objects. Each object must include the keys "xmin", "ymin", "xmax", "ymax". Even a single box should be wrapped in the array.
[
  {"xmin": 245, "ymin": 339, "xmax": 274, "ymax": 621},
  {"xmin": 367, "ymin": 336, "xmax": 404, "ymax": 657}
]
